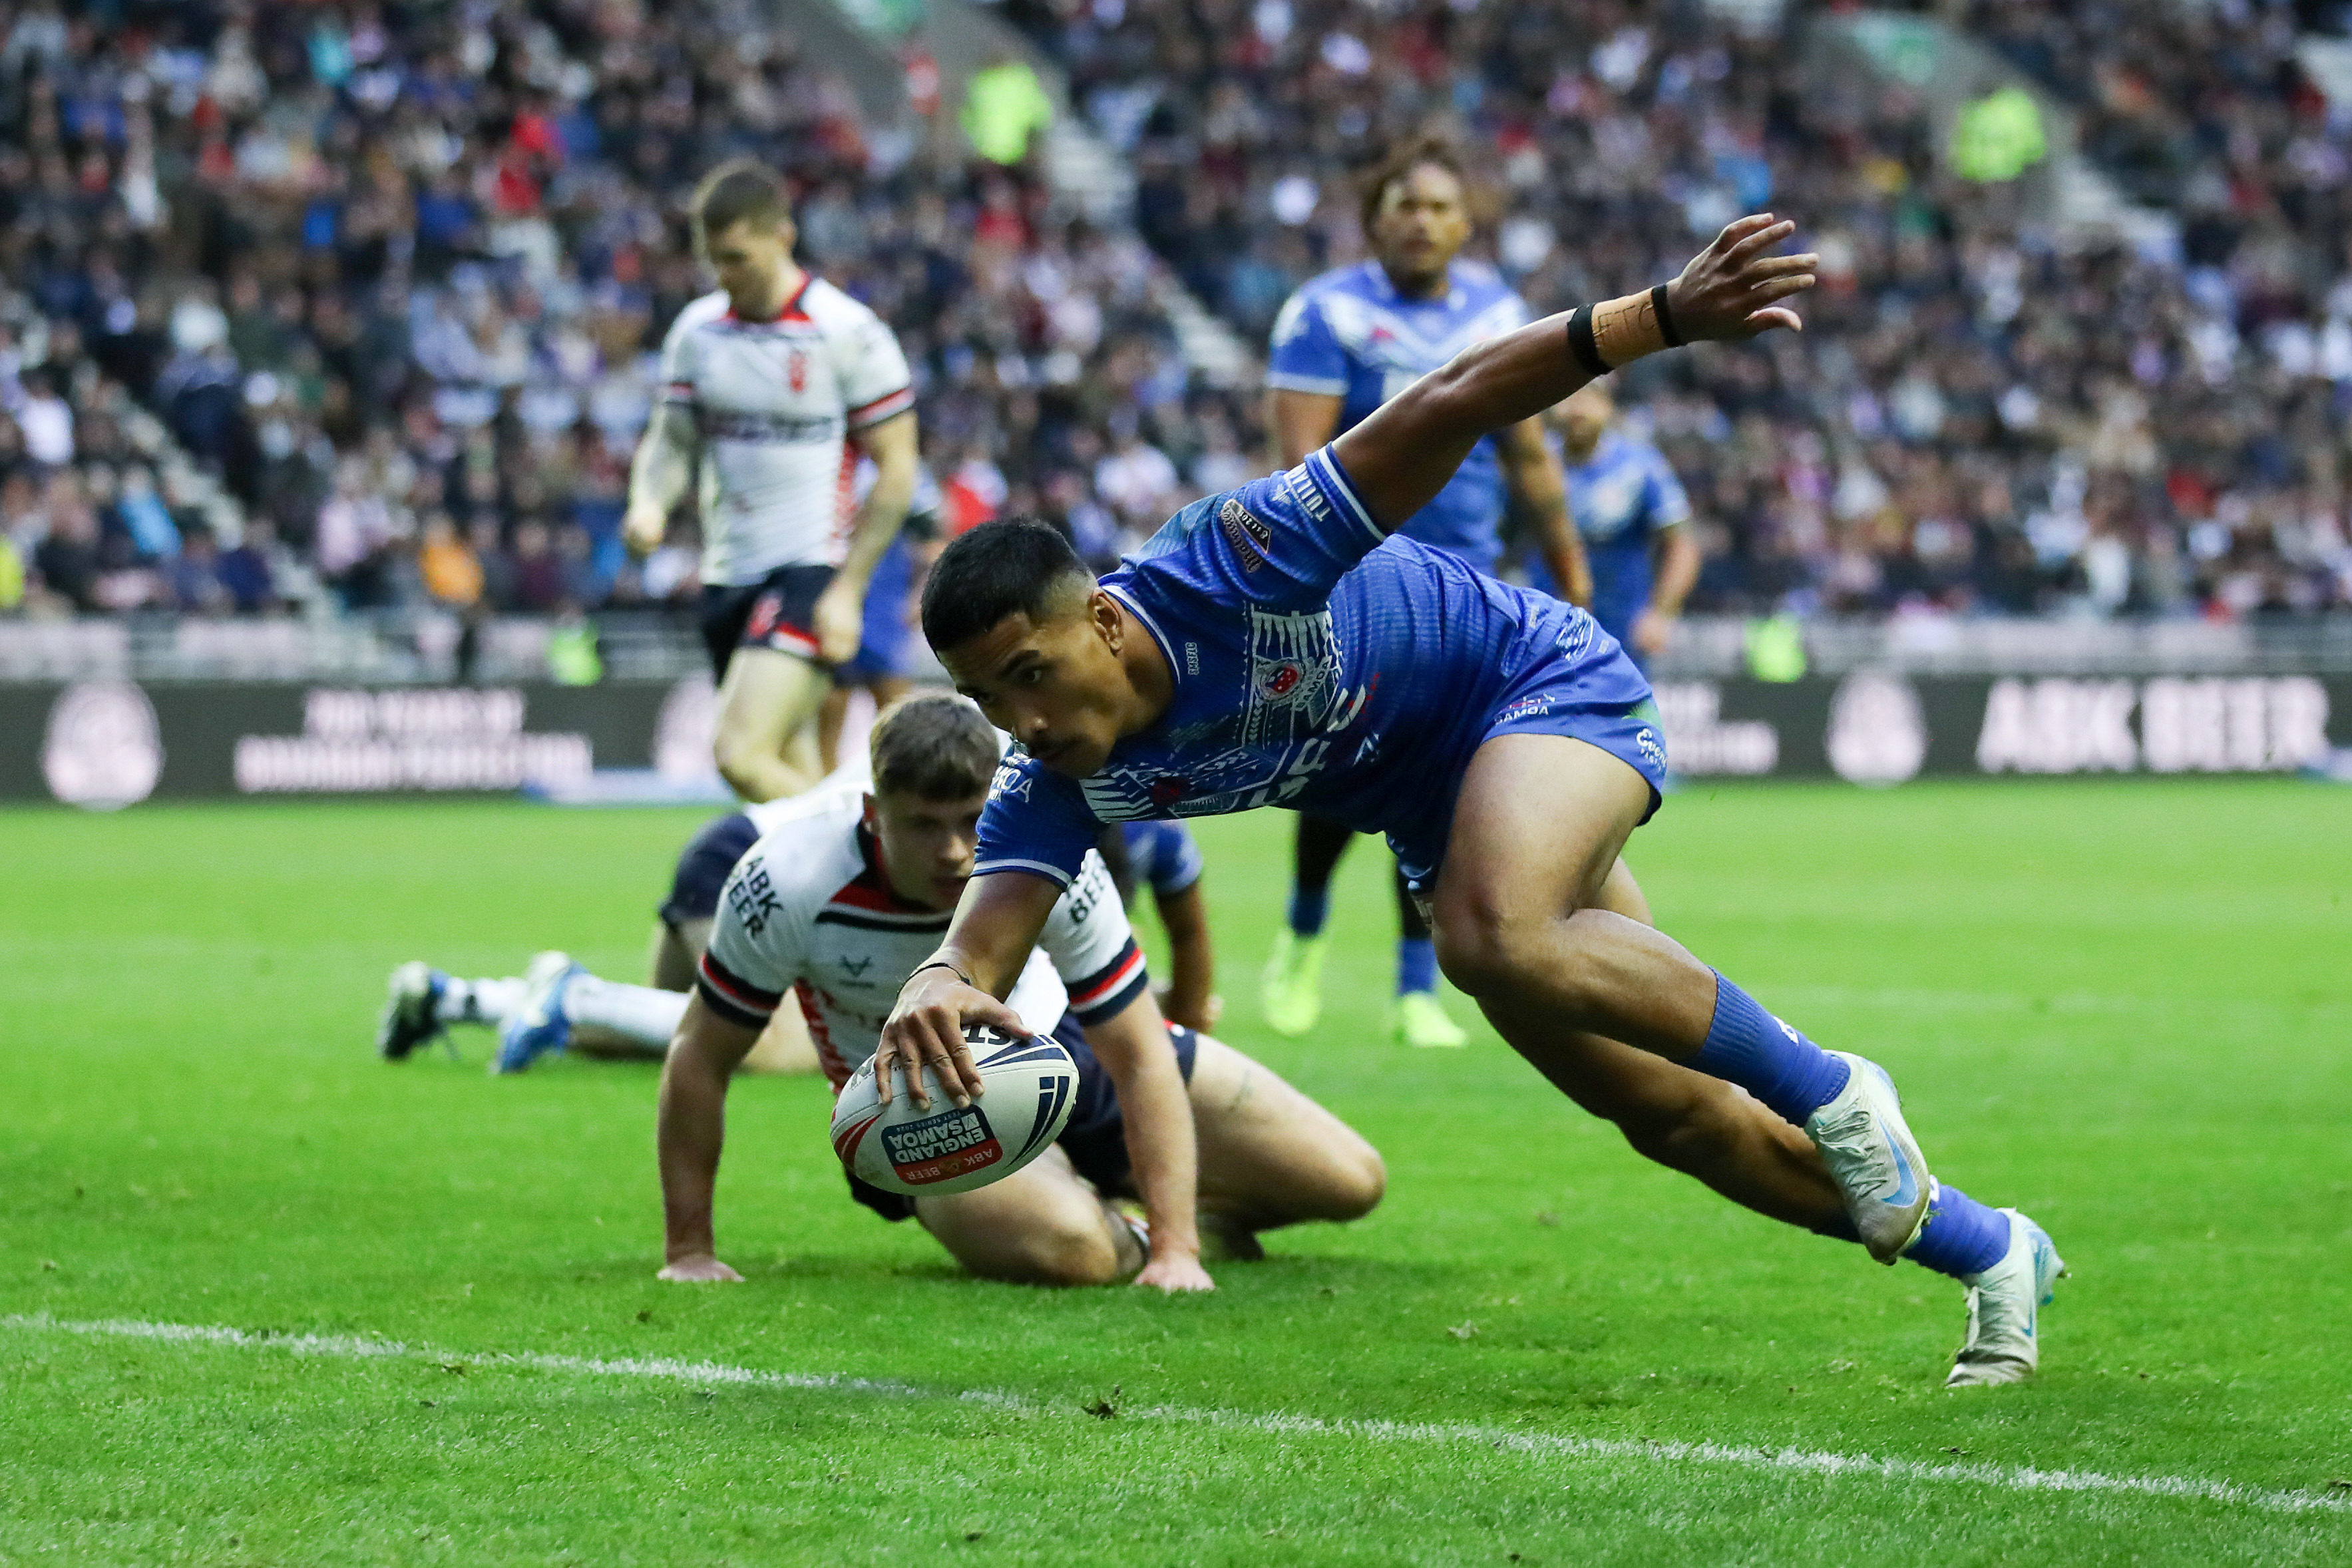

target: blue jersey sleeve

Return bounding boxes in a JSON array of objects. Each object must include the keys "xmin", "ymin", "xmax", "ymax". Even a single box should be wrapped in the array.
[
  {"xmin": 972, "ymin": 755, "xmax": 1103, "ymax": 890},
  {"xmin": 1643, "ymin": 448, "xmax": 1692, "ymax": 530},
  {"xmin": 1265, "ymin": 289, "xmax": 1349, "ymax": 397},
  {"xmin": 1123, "ymin": 447, "xmax": 1383, "ymax": 616}
]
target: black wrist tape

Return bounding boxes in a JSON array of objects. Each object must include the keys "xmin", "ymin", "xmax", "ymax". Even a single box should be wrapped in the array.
[
  {"xmin": 1649, "ymin": 283, "xmax": 1686, "ymax": 347},
  {"xmin": 1565, "ymin": 306, "xmax": 1609, "ymax": 376}
]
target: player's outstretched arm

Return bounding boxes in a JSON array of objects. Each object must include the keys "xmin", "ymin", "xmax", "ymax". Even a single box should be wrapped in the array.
[
  {"xmin": 1334, "ymin": 214, "xmax": 1816, "ymax": 531},
  {"xmin": 877, "ymin": 870, "xmax": 1062, "ymax": 1111},
  {"xmin": 1082, "ymin": 993, "xmax": 1212, "ymax": 1293},
  {"xmin": 656, "ymin": 992, "xmax": 761, "ymax": 1282}
]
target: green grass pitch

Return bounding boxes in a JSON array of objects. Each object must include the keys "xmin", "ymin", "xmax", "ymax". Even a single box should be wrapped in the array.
[{"xmin": 3, "ymin": 779, "xmax": 2349, "ymax": 1565}]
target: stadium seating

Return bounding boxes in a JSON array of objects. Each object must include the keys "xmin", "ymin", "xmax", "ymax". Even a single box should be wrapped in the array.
[
  {"xmin": 0, "ymin": 0, "xmax": 1254, "ymax": 625},
  {"xmin": 6, "ymin": 0, "xmax": 2350, "ymax": 626},
  {"xmin": 1004, "ymin": 0, "xmax": 2352, "ymax": 618}
]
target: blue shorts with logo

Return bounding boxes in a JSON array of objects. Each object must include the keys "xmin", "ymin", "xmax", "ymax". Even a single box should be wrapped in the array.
[
  {"xmin": 847, "ymin": 1016, "xmax": 1201, "ymax": 1222},
  {"xmin": 1379, "ymin": 614, "xmax": 1667, "ymax": 896}
]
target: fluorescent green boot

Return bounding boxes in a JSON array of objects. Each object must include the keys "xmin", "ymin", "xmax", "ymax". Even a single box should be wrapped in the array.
[
  {"xmin": 1259, "ymin": 928, "xmax": 1327, "ymax": 1038},
  {"xmin": 1393, "ymin": 990, "xmax": 1468, "ymax": 1049}
]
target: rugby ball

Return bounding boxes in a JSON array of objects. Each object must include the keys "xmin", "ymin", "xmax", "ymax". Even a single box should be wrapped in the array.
[{"xmin": 829, "ymin": 1024, "xmax": 1079, "ymax": 1197}]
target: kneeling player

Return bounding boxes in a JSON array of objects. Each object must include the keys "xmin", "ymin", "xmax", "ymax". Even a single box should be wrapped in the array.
[
  {"xmin": 375, "ymin": 803, "xmax": 821, "ymax": 1076},
  {"xmin": 658, "ymin": 693, "xmax": 1384, "ymax": 1290}
]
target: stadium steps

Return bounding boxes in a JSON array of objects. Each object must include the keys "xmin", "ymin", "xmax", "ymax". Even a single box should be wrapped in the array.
[
  {"xmin": 1810, "ymin": 11, "xmax": 2176, "ymax": 256},
  {"xmin": 773, "ymin": 0, "xmax": 1253, "ymax": 387}
]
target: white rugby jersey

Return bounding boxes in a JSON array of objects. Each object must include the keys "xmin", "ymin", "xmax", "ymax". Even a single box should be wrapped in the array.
[
  {"xmin": 697, "ymin": 791, "xmax": 1147, "ymax": 1091},
  {"xmin": 658, "ymin": 278, "xmax": 915, "ymax": 586}
]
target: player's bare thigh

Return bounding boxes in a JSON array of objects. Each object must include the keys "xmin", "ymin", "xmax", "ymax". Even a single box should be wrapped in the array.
[
  {"xmin": 915, "ymin": 1144, "xmax": 1135, "ymax": 1286},
  {"xmin": 712, "ymin": 646, "xmax": 829, "ymax": 800},
  {"xmin": 1185, "ymin": 1034, "xmax": 1384, "ymax": 1226},
  {"xmin": 1429, "ymin": 733, "xmax": 1716, "ymax": 1050}
]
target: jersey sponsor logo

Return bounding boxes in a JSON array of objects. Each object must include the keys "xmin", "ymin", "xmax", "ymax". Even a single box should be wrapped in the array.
[
  {"xmin": 880, "ymin": 1105, "xmax": 1004, "ymax": 1185},
  {"xmin": 1219, "ymin": 498, "xmax": 1273, "ymax": 572},
  {"xmin": 1636, "ymin": 726, "xmax": 1666, "ymax": 770},
  {"xmin": 695, "ymin": 409, "xmax": 844, "ymax": 444},
  {"xmin": 1497, "ymin": 693, "xmax": 1552, "ymax": 723},
  {"xmin": 746, "ymin": 592, "xmax": 783, "ymax": 642},
  {"xmin": 787, "ymin": 349, "xmax": 809, "ymax": 393},
  {"xmin": 1278, "ymin": 467, "xmax": 1330, "ymax": 528},
  {"xmin": 988, "ymin": 759, "xmax": 1033, "ymax": 802},
  {"xmin": 839, "ymin": 954, "xmax": 874, "ymax": 978},
  {"xmin": 1149, "ymin": 775, "xmax": 1191, "ymax": 809},
  {"xmin": 726, "ymin": 855, "xmax": 783, "ymax": 937}
]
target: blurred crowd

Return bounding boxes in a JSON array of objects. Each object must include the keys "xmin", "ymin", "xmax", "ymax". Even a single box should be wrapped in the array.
[
  {"xmin": 7, "ymin": 0, "xmax": 2352, "ymax": 627},
  {"xmin": 1008, "ymin": 0, "xmax": 2352, "ymax": 618},
  {"xmin": 0, "ymin": 0, "xmax": 1247, "ymax": 626}
]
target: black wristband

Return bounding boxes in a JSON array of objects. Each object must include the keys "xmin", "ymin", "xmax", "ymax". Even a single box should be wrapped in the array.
[
  {"xmin": 1565, "ymin": 306, "xmax": 1609, "ymax": 377},
  {"xmin": 910, "ymin": 960, "xmax": 973, "ymax": 988},
  {"xmin": 1649, "ymin": 283, "xmax": 1686, "ymax": 348}
]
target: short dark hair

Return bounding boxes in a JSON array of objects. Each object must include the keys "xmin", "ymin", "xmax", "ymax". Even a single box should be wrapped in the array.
[
  {"xmin": 691, "ymin": 158, "xmax": 791, "ymax": 250},
  {"xmin": 1358, "ymin": 132, "xmax": 1471, "ymax": 233},
  {"xmin": 869, "ymin": 693, "xmax": 1000, "ymax": 801},
  {"xmin": 919, "ymin": 518, "xmax": 1093, "ymax": 652}
]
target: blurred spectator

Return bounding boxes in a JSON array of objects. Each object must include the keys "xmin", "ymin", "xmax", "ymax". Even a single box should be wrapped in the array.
[
  {"xmin": 170, "ymin": 526, "xmax": 230, "ymax": 616},
  {"xmin": 216, "ymin": 521, "xmax": 280, "ymax": 615},
  {"xmin": 418, "ymin": 513, "xmax": 483, "ymax": 612}
]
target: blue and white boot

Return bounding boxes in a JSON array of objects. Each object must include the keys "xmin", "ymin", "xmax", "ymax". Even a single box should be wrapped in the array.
[
  {"xmin": 378, "ymin": 962, "xmax": 451, "ymax": 1062},
  {"xmin": 1804, "ymin": 1052, "xmax": 1933, "ymax": 1264},
  {"xmin": 494, "ymin": 951, "xmax": 582, "ymax": 1075},
  {"xmin": 1947, "ymin": 1208, "xmax": 2065, "ymax": 1388}
]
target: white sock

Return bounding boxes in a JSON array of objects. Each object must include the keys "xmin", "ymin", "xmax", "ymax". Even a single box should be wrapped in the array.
[
  {"xmin": 436, "ymin": 976, "xmax": 528, "ymax": 1026},
  {"xmin": 564, "ymin": 975, "xmax": 689, "ymax": 1050}
]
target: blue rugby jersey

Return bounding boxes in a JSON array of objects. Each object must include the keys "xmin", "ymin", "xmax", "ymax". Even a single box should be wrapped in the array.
[
  {"xmin": 1527, "ymin": 429, "xmax": 1692, "ymax": 647},
  {"xmin": 974, "ymin": 448, "xmax": 1647, "ymax": 892},
  {"xmin": 1267, "ymin": 261, "xmax": 1528, "ymax": 575}
]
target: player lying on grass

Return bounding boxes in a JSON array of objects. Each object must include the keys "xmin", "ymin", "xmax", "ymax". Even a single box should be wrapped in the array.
[
  {"xmin": 878, "ymin": 216, "xmax": 2062, "ymax": 1385},
  {"xmin": 658, "ymin": 693, "xmax": 1383, "ymax": 1291},
  {"xmin": 375, "ymin": 800, "xmax": 823, "ymax": 1076},
  {"xmin": 375, "ymin": 775, "xmax": 1223, "ymax": 1076}
]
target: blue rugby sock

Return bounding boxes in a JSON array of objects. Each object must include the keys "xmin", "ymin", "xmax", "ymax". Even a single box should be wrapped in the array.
[
  {"xmin": 1688, "ymin": 973, "xmax": 1851, "ymax": 1126},
  {"xmin": 1287, "ymin": 886, "xmax": 1330, "ymax": 938},
  {"xmin": 1396, "ymin": 937, "xmax": 1438, "ymax": 997},
  {"xmin": 1903, "ymin": 1185, "xmax": 2012, "ymax": 1280}
]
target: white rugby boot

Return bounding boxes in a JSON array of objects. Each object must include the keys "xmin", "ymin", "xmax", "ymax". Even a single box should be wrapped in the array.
[
  {"xmin": 1803, "ymin": 1052, "xmax": 1933, "ymax": 1263},
  {"xmin": 1947, "ymin": 1207, "xmax": 2065, "ymax": 1388}
]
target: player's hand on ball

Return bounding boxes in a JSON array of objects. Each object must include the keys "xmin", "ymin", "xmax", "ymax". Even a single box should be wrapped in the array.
[
  {"xmin": 1136, "ymin": 1252, "xmax": 1215, "ymax": 1293},
  {"xmin": 622, "ymin": 502, "xmax": 668, "ymax": 557},
  {"xmin": 811, "ymin": 578, "xmax": 865, "ymax": 664},
  {"xmin": 656, "ymin": 1254, "xmax": 743, "ymax": 1283},
  {"xmin": 877, "ymin": 967, "xmax": 1022, "ymax": 1109},
  {"xmin": 1666, "ymin": 214, "xmax": 1817, "ymax": 341}
]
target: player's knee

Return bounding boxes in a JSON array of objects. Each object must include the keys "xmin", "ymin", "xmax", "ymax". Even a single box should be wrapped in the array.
[
  {"xmin": 1320, "ymin": 1142, "xmax": 1386, "ymax": 1221},
  {"xmin": 1431, "ymin": 902, "xmax": 1550, "ymax": 1002},
  {"xmin": 711, "ymin": 730, "xmax": 767, "ymax": 795}
]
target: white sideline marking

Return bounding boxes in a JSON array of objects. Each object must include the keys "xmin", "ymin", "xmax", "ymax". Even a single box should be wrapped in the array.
[{"xmin": 6, "ymin": 1312, "xmax": 2346, "ymax": 1517}]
